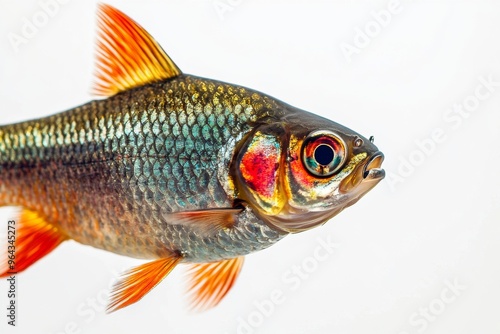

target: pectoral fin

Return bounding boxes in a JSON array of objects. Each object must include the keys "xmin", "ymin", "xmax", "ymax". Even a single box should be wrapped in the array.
[
  {"xmin": 186, "ymin": 257, "xmax": 244, "ymax": 311},
  {"xmin": 107, "ymin": 255, "xmax": 183, "ymax": 313},
  {"xmin": 1, "ymin": 209, "xmax": 66, "ymax": 278},
  {"xmin": 170, "ymin": 207, "xmax": 243, "ymax": 234}
]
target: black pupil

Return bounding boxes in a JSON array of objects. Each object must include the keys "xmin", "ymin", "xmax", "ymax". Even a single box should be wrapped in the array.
[{"xmin": 314, "ymin": 144, "xmax": 335, "ymax": 166}]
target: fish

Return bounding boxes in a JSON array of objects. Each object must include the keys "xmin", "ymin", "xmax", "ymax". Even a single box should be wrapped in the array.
[{"xmin": 0, "ymin": 4, "xmax": 384, "ymax": 313}]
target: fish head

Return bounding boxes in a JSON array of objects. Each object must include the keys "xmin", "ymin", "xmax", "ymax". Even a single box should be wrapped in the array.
[{"xmin": 235, "ymin": 107, "xmax": 384, "ymax": 233}]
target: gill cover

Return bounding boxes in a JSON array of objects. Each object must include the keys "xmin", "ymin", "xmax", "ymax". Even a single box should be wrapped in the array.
[{"xmin": 237, "ymin": 128, "xmax": 286, "ymax": 215}]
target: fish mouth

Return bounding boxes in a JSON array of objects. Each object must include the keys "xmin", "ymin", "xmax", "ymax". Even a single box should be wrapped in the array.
[
  {"xmin": 362, "ymin": 152, "xmax": 385, "ymax": 181},
  {"xmin": 339, "ymin": 151, "xmax": 385, "ymax": 194},
  {"xmin": 261, "ymin": 152, "xmax": 386, "ymax": 234}
]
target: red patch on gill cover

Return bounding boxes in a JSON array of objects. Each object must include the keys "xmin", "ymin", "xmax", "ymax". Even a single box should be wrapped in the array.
[{"xmin": 240, "ymin": 136, "xmax": 280, "ymax": 199}]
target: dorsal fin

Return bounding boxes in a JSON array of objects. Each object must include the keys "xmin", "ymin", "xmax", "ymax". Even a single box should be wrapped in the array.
[{"xmin": 93, "ymin": 4, "xmax": 182, "ymax": 97}]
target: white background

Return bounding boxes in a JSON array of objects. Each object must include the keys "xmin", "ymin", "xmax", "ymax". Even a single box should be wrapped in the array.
[{"xmin": 0, "ymin": 0, "xmax": 499, "ymax": 333}]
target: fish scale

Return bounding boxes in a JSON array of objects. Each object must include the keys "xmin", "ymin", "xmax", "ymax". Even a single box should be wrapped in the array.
[
  {"xmin": 0, "ymin": 76, "xmax": 286, "ymax": 261},
  {"xmin": 0, "ymin": 4, "xmax": 384, "ymax": 312}
]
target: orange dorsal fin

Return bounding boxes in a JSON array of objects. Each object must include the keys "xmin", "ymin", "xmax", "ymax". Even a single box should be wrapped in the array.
[
  {"xmin": 186, "ymin": 257, "xmax": 244, "ymax": 311},
  {"xmin": 107, "ymin": 255, "xmax": 182, "ymax": 313},
  {"xmin": 169, "ymin": 208, "xmax": 243, "ymax": 235},
  {"xmin": 1, "ymin": 209, "xmax": 66, "ymax": 278},
  {"xmin": 93, "ymin": 4, "xmax": 182, "ymax": 97}
]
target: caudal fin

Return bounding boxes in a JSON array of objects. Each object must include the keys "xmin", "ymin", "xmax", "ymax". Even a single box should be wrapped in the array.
[{"xmin": 1, "ymin": 209, "xmax": 66, "ymax": 278}]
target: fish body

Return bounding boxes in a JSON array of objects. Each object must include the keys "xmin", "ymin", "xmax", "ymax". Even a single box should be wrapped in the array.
[
  {"xmin": 0, "ymin": 5, "xmax": 385, "ymax": 312},
  {"xmin": 0, "ymin": 75, "xmax": 287, "ymax": 262}
]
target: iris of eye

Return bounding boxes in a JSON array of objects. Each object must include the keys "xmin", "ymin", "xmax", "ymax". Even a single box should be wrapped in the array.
[{"xmin": 314, "ymin": 144, "xmax": 335, "ymax": 166}]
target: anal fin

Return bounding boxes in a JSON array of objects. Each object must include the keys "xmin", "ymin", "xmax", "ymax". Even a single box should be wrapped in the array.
[
  {"xmin": 1, "ymin": 209, "xmax": 66, "ymax": 278},
  {"xmin": 107, "ymin": 255, "xmax": 183, "ymax": 313},
  {"xmin": 187, "ymin": 257, "xmax": 244, "ymax": 311}
]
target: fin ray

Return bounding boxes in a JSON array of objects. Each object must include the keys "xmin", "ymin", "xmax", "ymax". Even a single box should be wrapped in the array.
[
  {"xmin": 93, "ymin": 4, "xmax": 181, "ymax": 97},
  {"xmin": 0, "ymin": 209, "xmax": 66, "ymax": 278},
  {"xmin": 170, "ymin": 208, "xmax": 243, "ymax": 235},
  {"xmin": 107, "ymin": 255, "xmax": 182, "ymax": 313},
  {"xmin": 186, "ymin": 257, "xmax": 244, "ymax": 311}
]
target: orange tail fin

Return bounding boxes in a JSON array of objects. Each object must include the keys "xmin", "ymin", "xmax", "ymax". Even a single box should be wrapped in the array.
[{"xmin": 1, "ymin": 209, "xmax": 66, "ymax": 278}]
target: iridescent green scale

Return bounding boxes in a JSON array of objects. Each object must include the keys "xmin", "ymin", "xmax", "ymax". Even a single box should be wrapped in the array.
[
  {"xmin": 0, "ymin": 75, "xmax": 286, "ymax": 261},
  {"xmin": 0, "ymin": 4, "xmax": 384, "ymax": 313}
]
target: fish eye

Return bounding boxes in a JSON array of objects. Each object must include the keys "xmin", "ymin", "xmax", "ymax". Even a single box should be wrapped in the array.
[{"xmin": 302, "ymin": 131, "xmax": 346, "ymax": 177}]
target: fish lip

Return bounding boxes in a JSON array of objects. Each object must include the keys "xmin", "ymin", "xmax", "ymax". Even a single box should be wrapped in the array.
[{"xmin": 362, "ymin": 152, "xmax": 385, "ymax": 180}]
